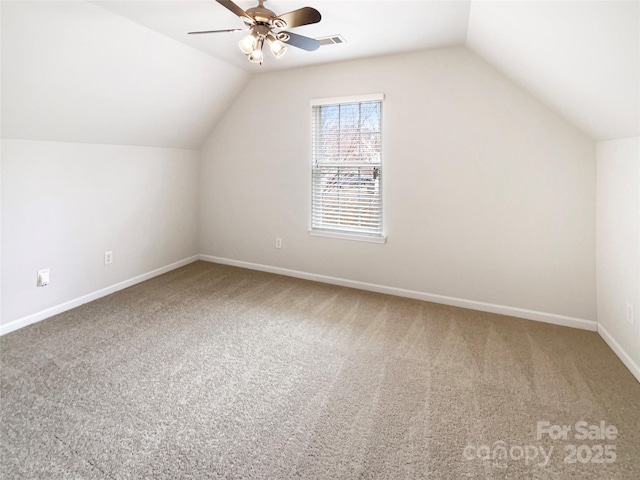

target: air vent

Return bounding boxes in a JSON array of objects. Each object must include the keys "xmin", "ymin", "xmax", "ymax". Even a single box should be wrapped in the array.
[{"xmin": 318, "ymin": 34, "xmax": 346, "ymax": 46}]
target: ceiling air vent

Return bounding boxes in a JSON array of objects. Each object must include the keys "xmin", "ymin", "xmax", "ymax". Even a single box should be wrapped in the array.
[{"xmin": 318, "ymin": 35, "xmax": 346, "ymax": 46}]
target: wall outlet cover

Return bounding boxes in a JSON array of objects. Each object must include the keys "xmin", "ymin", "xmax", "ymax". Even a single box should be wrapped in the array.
[{"xmin": 37, "ymin": 268, "xmax": 49, "ymax": 287}]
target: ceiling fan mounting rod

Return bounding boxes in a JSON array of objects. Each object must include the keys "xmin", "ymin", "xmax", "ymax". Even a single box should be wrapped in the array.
[{"xmin": 245, "ymin": 2, "xmax": 279, "ymax": 26}]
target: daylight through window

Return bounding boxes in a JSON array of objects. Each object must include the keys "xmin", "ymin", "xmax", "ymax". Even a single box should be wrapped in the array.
[{"xmin": 310, "ymin": 94, "xmax": 384, "ymax": 241}]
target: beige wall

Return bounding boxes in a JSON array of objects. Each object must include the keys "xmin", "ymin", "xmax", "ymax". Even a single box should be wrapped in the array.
[
  {"xmin": 199, "ymin": 46, "xmax": 596, "ymax": 321},
  {"xmin": 1, "ymin": 140, "xmax": 200, "ymax": 325},
  {"xmin": 597, "ymin": 137, "xmax": 640, "ymax": 376}
]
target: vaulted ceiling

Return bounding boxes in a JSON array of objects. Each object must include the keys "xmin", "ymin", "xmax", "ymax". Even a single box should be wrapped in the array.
[
  {"xmin": 1, "ymin": 1, "xmax": 638, "ymax": 148},
  {"xmin": 467, "ymin": 1, "xmax": 639, "ymax": 141},
  {"xmin": 90, "ymin": 0, "xmax": 472, "ymax": 72}
]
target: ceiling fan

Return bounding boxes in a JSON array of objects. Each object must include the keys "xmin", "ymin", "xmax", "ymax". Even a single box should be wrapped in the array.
[{"xmin": 188, "ymin": 0, "xmax": 322, "ymax": 64}]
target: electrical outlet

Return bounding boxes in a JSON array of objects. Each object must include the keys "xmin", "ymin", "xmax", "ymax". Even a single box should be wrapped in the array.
[
  {"xmin": 626, "ymin": 303, "xmax": 634, "ymax": 325},
  {"xmin": 104, "ymin": 251, "xmax": 113, "ymax": 265},
  {"xmin": 275, "ymin": 237, "xmax": 282, "ymax": 249},
  {"xmin": 37, "ymin": 268, "xmax": 49, "ymax": 287}
]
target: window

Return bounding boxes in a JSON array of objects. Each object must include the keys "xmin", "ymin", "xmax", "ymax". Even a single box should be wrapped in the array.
[{"xmin": 310, "ymin": 94, "xmax": 385, "ymax": 243}]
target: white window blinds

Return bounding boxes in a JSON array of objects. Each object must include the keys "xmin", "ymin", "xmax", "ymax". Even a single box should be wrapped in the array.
[{"xmin": 311, "ymin": 94, "xmax": 383, "ymax": 239}]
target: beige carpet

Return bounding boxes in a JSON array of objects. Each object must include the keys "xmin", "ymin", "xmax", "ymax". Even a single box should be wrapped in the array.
[{"xmin": 1, "ymin": 261, "xmax": 639, "ymax": 479}]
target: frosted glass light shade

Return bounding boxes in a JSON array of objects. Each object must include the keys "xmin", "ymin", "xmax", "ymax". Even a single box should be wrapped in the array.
[
  {"xmin": 267, "ymin": 36, "xmax": 287, "ymax": 58},
  {"xmin": 239, "ymin": 34, "xmax": 257, "ymax": 54}
]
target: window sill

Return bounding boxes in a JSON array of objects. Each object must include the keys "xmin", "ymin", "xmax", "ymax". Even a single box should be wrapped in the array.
[{"xmin": 308, "ymin": 229, "xmax": 387, "ymax": 244}]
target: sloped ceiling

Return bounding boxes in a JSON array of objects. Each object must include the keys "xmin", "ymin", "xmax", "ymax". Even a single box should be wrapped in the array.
[
  {"xmin": 467, "ymin": 1, "xmax": 639, "ymax": 141},
  {"xmin": 1, "ymin": 1, "xmax": 249, "ymax": 149},
  {"xmin": 1, "ymin": 1, "xmax": 638, "ymax": 148},
  {"xmin": 91, "ymin": 0, "xmax": 472, "ymax": 73}
]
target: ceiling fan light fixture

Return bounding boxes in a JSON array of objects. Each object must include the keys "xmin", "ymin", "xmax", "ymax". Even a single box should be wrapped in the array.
[
  {"xmin": 248, "ymin": 38, "xmax": 264, "ymax": 64},
  {"xmin": 239, "ymin": 32, "xmax": 258, "ymax": 54},
  {"xmin": 266, "ymin": 34, "xmax": 287, "ymax": 59}
]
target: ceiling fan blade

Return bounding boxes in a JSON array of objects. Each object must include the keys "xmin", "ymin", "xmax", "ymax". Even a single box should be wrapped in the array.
[
  {"xmin": 276, "ymin": 7, "xmax": 321, "ymax": 28},
  {"xmin": 215, "ymin": 0, "xmax": 252, "ymax": 22},
  {"xmin": 280, "ymin": 31, "xmax": 320, "ymax": 51},
  {"xmin": 188, "ymin": 28, "xmax": 243, "ymax": 35}
]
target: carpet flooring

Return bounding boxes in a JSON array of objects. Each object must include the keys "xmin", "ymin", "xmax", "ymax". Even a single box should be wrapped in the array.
[{"xmin": 1, "ymin": 260, "xmax": 639, "ymax": 479}]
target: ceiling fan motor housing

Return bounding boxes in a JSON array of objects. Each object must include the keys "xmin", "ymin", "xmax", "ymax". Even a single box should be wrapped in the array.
[{"xmin": 244, "ymin": 4, "xmax": 284, "ymax": 29}]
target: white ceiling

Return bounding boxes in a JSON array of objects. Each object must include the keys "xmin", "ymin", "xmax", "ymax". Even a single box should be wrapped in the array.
[
  {"xmin": 91, "ymin": 0, "xmax": 640, "ymax": 141},
  {"xmin": 467, "ymin": 1, "xmax": 639, "ymax": 141},
  {"xmin": 1, "ymin": 1, "xmax": 249, "ymax": 149},
  {"xmin": 2, "ymin": 0, "xmax": 638, "ymax": 147},
  {"xmin": 91, "ymin": 0, "xmax": 472, "ymax": 73}
]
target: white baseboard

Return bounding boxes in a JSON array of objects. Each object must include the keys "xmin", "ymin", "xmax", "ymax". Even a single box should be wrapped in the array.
[
  {"xmin": 597, "ymin": 324, "xmax": 640, "ymax": 383},
  {"xmin": 6, "ymin": 253, "xmax": 633, "ymax": 384},
  {"xmin": 0, "ymin": 255, "xmax": 200, "ymax": 336},
  {"xmin": 199, "ymin": 255, "xmax": 597, "ymax": 332}
]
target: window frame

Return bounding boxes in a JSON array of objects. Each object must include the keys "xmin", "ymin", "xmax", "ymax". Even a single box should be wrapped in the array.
[{"xmin": 308, "ymin": 93, "xmax": 386, "ymax": 244}]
